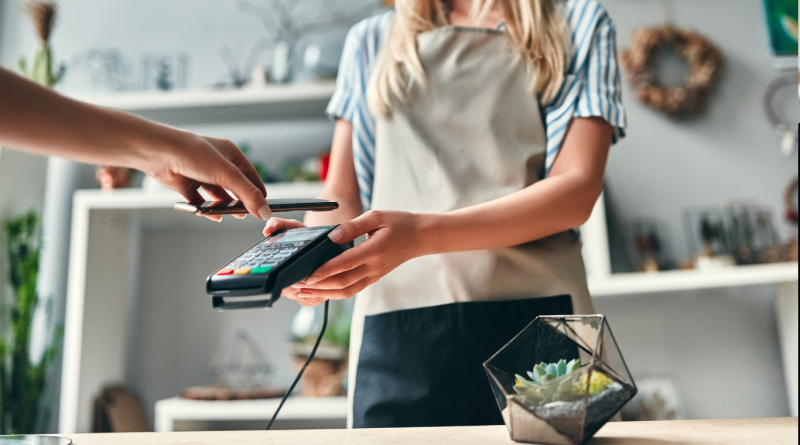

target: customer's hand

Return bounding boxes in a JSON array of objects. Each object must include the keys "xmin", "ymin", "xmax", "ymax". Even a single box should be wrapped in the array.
[
  {"xmin": 142, "ymin": 131, "xmax": 270, "ymax": 221},
  {"xmin": 278, "ymin": 211, "xmax": 427, "ymax": 307},
  {"xmin": 0, "ymin": 68, "xmax": 271, "ymax": 220}
]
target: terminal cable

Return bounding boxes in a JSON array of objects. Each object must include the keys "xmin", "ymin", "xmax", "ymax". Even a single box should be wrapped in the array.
[{"xmin": 266, "ymin": 299, "xmax": 329, "ymax": 430}]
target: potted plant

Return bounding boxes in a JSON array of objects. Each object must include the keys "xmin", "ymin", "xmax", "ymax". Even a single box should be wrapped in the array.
[
  {"xmin": 1, "ymin": 211, "xmax": 62, "ymax": 434},
  {"xmin": 484, "ymin": 315, "xmax": 636, "ymax": 445},
  {"xmin": 290, "ymin": 302, "xmax": 351, "ymax": 397}
]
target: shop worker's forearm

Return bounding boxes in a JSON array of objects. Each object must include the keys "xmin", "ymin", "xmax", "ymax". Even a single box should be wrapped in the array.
[
  {"xmin": 305, "ymin": 119, "xmax": 364, "ymax": 227},
  {"xmin": 418, "ymin": 175, "xmax": 599, "ymax": 255},
  {"xmin": 418, "ymin": 117, "xmax": 613, "ymax": 256},
  {"xmin": 0, "ymin": 67, "xmax": 168, "ymax": 169}
]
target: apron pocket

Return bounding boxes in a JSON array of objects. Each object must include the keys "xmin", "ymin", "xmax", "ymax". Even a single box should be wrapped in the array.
[{"xmin": 352, "ymin": 295, "xmax": 574, "ymax": 428}]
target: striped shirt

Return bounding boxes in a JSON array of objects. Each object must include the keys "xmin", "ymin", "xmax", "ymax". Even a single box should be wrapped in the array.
[{"xmin": 326, "ymin": 0, "xmax": 626, "ymax": 211}]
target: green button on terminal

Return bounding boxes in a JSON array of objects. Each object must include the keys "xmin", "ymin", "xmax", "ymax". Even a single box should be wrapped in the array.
[{"xmin": 251, "ymin": 266, "xmax": 272, "ymax": 274}]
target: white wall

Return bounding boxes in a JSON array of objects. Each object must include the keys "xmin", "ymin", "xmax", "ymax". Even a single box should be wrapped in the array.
[
  {"xmin": 602, "ymin": 0, "xmax": 797, "ymax": 264},
  {"xmin": 1, "ymin": 0, "xmax": 371, "ymax": 92},
  {"xmin": 128, "ymin": 221, "xmax": 303, "ymax": 425},
  {"xmin": 596, "ymin": 285, "xmax": 790, "ymax": 420}
]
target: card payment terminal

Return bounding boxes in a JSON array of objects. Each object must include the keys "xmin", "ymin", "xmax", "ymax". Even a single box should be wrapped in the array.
[{"xmin": 206, "ymin": 226, "xmax": 352, "ymax": 310}]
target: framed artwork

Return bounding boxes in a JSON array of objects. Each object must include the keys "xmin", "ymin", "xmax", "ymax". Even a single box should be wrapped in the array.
[{"xmin": 763, "ymin": 0, "xmax": 798, "ymax": 68}]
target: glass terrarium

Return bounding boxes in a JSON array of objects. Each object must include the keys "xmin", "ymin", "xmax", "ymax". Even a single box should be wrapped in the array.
[{"xmin": 484, "ymin": 315, "xmax": 636, "ymax": 445}]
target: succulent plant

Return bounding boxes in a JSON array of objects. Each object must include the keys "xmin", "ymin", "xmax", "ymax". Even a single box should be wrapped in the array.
[
  {"xmin": 573, "ymin": 371, "xmax": 613, "ymax": 396},
  {"xmin": 513, "ymin": 359, "xmax": 614, "ymax": 405},
  {"xmin": 513, "ymin": 359, "xmax": 582, "ymax": 404}
]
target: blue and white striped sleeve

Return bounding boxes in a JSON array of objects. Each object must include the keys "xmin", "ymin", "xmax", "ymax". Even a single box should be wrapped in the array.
[
  {"xmin": 543, "ymin": 0, "xmax": 626, "ymax": 175},
  {"xmin": 574, "ymin": 17, "xmax": 626, "ymax": 143},
  {"xmin": 326, "ymin": 25, "xmax": 362, "ymax": 122}
]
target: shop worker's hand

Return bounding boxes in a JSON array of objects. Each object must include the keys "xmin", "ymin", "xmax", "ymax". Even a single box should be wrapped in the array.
[
  {"xmin": 283, "ymin": 211, "xmax": 426, "ymax": 307},
  {"xmin": 263, "ymin": 217, "xmax": 308, "ymax": 236},
  {"xmin": 146, "ymin": 132, "xmax": 270, "ymax": 222}
]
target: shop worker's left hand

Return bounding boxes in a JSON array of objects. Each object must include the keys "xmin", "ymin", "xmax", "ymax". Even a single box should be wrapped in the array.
[{"xmin": 286, "ymin": 211, "xmax": 426, "ymax": 306}]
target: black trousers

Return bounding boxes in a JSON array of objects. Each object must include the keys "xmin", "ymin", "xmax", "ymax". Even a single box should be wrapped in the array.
[{"xmin": 352, "ymin": 295, "xmax": 574, "ymax": 428}]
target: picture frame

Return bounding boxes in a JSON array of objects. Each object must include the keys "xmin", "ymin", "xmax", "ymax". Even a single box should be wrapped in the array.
[{"xmin": 762, "ymin": 0, "xmax": 798, "ymax": 69}]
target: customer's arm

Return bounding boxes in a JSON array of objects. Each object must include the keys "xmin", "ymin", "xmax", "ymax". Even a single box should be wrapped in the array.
[
  {"xmin": 0, "ymin": 68, "xmax": 271, "ymax": 219},
  {"xmin": 291, "ymin": 117, "xmax": 612, "ymax": 305}
]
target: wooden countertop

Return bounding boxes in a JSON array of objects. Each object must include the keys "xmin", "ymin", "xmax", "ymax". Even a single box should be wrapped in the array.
[{"xmin": 63, "ymin": 418, "xmax": 796, "ymax": 445}]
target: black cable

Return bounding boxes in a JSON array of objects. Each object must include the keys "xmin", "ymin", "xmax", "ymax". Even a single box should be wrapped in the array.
[{"xmin": 266, "ymin": 299, "xmax": 329, "ymax": 430}]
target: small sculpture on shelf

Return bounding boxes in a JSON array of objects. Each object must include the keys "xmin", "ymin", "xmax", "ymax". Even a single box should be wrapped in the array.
[
  {"xmin": 140, "ymin": 52, "xmax": 189, "ymax": 91},
  {"xmin": 683, "ymin": 208, "xmax": 736, "ymax": 270},
  {"xmin": 182, "ymin": 329, "xmax": 280, "ymax": 401},
  {"xmin": 621, "ymin": 375, "xmax": 687, "ymax": 422},
  {"xmin": 220, "ymin": 0, "xmax": 377, "ymax": 87},
  {"xmin": 18, "ymin": 1, "xmax": 65, "ymax": 88},
  {"xmin": 64, "ymin": 47, "xmax": 136, "ymax": 93},
  {"xmin": 95, "ymin": 166, "xmax": 135, "ymax": 190},
  {"xmin": 759, "ymin": 177, "xmax": 799, "ymax": 263},
  {"xmin": 726, "ymin": 203, "xmax": 780, "ymax": 265},
  {"xmin": 629, "ymin": 218, "xmax": 674, "ymax": 273}
]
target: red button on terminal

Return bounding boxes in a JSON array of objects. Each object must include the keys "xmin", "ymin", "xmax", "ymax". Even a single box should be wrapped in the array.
[{"xmin": 217, "ymin": 269, "xmax": 234, "ymax": 275}]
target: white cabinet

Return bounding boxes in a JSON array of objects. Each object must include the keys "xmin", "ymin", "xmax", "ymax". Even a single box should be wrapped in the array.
[
  {"xmin": 58, "ymin": 183, "xmax": 325, "ymax": 433},
  {"xmin": 154, "ymin": 396, "xmax": 347, "ymax": 432}
]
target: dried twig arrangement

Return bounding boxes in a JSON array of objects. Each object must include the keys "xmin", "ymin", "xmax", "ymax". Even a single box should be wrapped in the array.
[
  {"xmin": 18, "ymin": 0, "xmax": 65, "ymax": 87},
  {"xmin": 23, "ymin": 0, "xmax": 57, "ymax": 42}
]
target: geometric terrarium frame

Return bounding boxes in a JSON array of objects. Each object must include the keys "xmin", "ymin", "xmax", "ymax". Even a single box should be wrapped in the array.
[{"xmin": 484, "ymin": 315, "xmax": 637, "ymax": 444}]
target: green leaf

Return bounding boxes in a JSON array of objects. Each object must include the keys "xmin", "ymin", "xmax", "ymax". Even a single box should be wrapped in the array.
[
  {"xmin": 515, "ymin": 374, "xmax": 535, "ymax": 387},
  {"xmin": 567, "ymin": 358, "xmax": 581, "ymax": 373},
  {"xmin": 533, "ymin": 364, "xmax": 547, "ymax": 381},
  {"xmin": 556, "ymin": 359, "xmax": 567, "ymax": 376}
]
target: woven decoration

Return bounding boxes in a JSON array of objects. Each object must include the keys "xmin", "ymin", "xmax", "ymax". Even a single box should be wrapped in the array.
[{"xmin": 620, "ymin": 25, "xmax": 724, "ymax": 117}]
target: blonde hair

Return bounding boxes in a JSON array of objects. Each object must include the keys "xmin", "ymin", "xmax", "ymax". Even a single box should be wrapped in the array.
[{"xmin": 368, "ymin": 0, "xmax": 571, "ymax": 117}]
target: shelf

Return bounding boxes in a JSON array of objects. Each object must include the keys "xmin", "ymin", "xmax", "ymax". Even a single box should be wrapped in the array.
[
  {"xmin": 154, "ymin": 396, "xmax": 347, "ymax": 432},
  {"xmin": 73, "ymin": 182, "xmax": 324, "ymax": 210},
  {"xmin": 68, "ymin": 83, "xmax": 336, "ymax": 125},
  {"xmin": 589, "ymin": 262, "xmax": 799, "ymax": 297}
]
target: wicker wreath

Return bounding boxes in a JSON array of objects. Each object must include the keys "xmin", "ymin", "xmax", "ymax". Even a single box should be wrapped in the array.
[{"xmin": 620, "ymin": 25, "xmax": 724, "ymax": 117}]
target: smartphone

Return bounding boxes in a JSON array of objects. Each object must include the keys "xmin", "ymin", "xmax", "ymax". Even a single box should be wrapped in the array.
[{"xmin": 174, "ymin": 198, "xmax": 339, "ymax": 215}]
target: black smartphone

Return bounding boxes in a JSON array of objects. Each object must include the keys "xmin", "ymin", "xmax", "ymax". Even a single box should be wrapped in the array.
[{"xmin": 174, "ymin": 198, "xmax": 339, "ymax": 215}]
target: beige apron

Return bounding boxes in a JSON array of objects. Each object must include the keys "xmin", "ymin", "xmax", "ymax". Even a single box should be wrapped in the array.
[{"xmin": 347, "ymin": 26, "xmax": 594, "ymax": 427}]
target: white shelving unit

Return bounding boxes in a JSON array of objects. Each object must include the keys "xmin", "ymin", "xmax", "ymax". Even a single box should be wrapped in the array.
[
  {"xmin": 154, "ymin": 396, "xmax": 347, "ymax": 432},
  {"xmin": 59, "ymin": 183, "xmax": 324, "ymax": 434},
  {"xmin": 70, "ymin": 83, "xmax": 336, "ymax": 125},
  {"xmin": 589, "ymin": 263, "xmax": 798, "ymax": 297}
]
